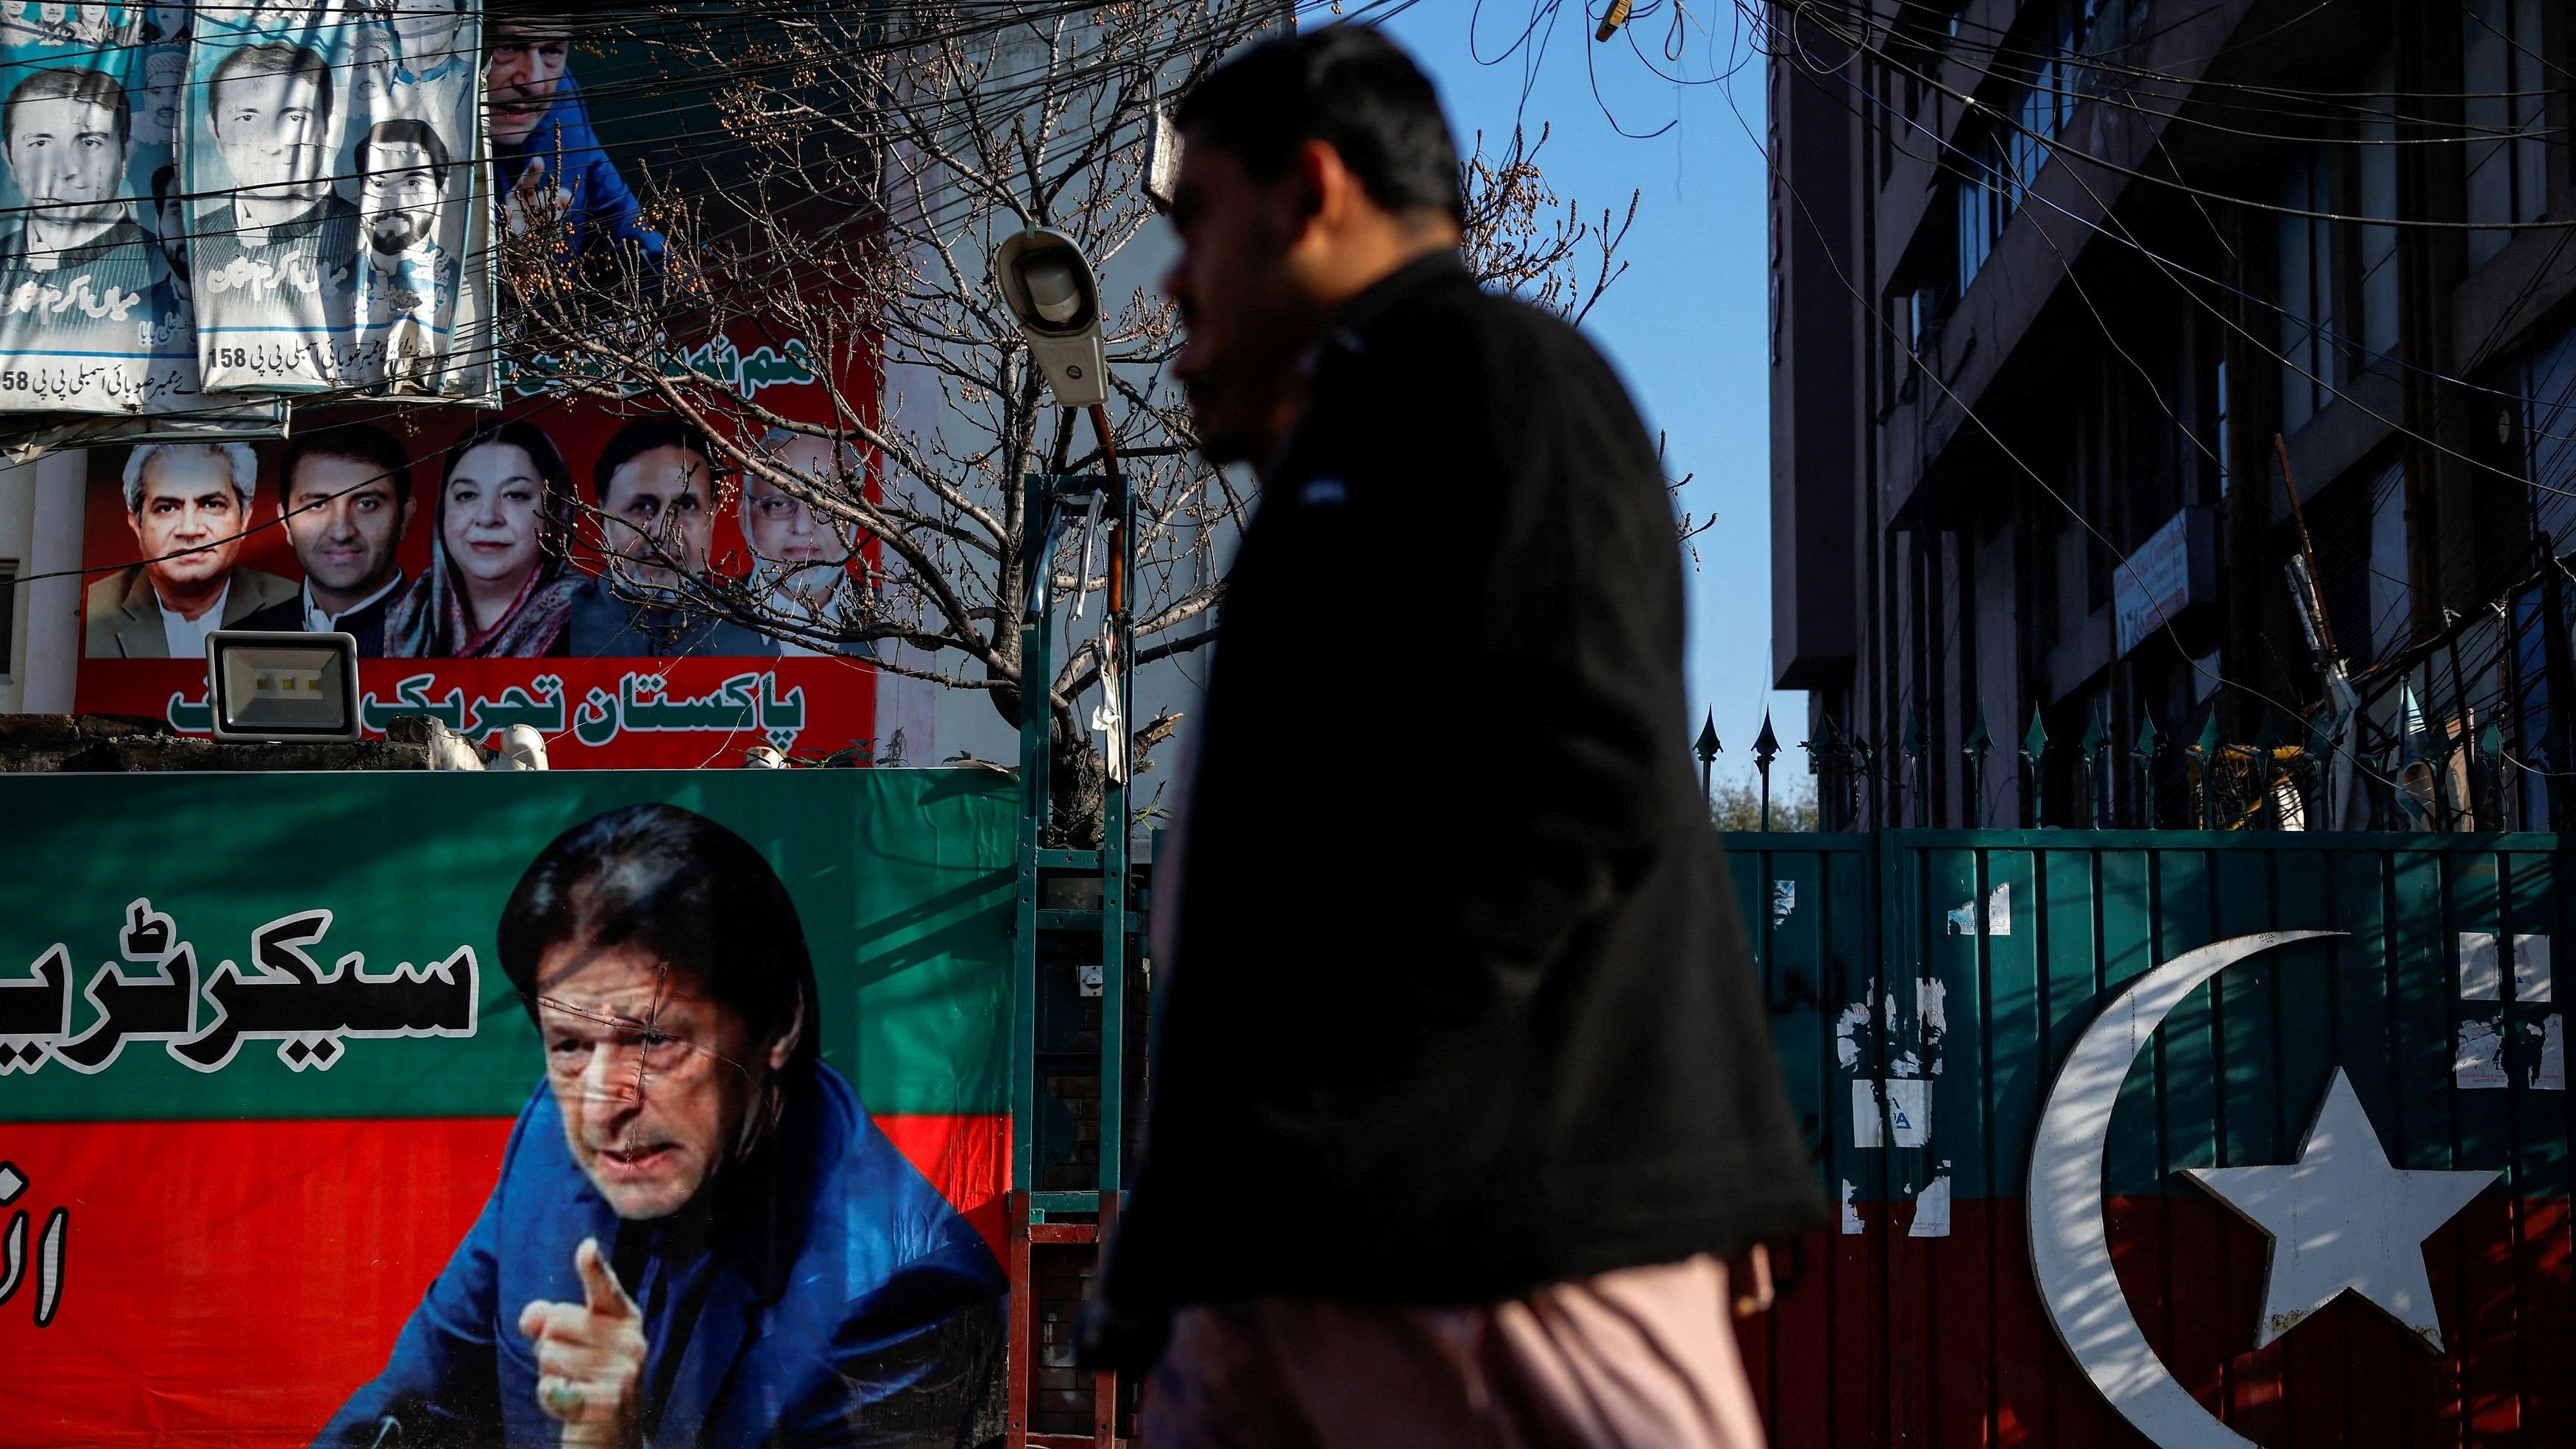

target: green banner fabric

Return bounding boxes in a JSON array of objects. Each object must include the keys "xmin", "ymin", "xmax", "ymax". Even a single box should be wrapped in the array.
[
  {"xmin": 0, "ymin": 768, "xmax": 1017, "ymax": 1447},
  {"xmin": 0, "ymin": 769, "xmax": 1015, "ymax": 1119}
]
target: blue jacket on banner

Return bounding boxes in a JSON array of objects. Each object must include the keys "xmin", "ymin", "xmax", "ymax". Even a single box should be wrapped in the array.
[
  {"xmin": 318, "ymin": 1063, "xmax": 1005, "ymax": 1448},
  {"xmin": 492, "ymin": 74, "xmax": 665, "ymax": 269}
]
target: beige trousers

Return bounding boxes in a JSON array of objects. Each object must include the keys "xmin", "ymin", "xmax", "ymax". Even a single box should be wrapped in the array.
[{"xmin": 1137, "ymin": 1255, "xmax": 1769, "ymax": 1449}]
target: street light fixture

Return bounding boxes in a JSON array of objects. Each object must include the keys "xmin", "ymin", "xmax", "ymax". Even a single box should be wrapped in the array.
[
  {"xmin": 990, "ymin": 227, "xmax": 1133, "ymax": 785},
  {"xmin": 205, "ymin": 630, "xmax": 361, "ymax": 743},
  {"xmin": 992, "ymin": 227, "xmax": 1108, "ymax": 409}
]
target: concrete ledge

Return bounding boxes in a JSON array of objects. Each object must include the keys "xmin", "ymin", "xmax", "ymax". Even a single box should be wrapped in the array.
[{"xmin": 0, "ymin": 715, "xmax": 429, "ymax": 772}]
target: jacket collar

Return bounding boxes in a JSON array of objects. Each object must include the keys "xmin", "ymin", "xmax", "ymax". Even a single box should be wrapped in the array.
[
  {"xmin": 1262, "ymin": 249, "xmax": 1472, "ymax": 481},
  {"xmin": 618, "ymin": 1065, "xmax": 828, "ymax": 1448},
  {"xmin": 1328, "ymin": 247, "xmax": 1471, "ymax": 344}
]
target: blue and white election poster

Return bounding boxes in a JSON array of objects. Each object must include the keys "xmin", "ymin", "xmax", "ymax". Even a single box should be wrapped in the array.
[
  {"xmin": 0, "ymin": 4, "xmax": 202, "ymax": 415},
  {"xmin": 187, "ymin": 0, "xmax": 489, "ymax": 396}
]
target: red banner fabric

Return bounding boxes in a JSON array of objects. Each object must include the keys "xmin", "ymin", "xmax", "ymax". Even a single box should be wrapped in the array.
[{"xmin": 0, "ymin": 1113, "xmax": 1004, "ymax": 1446}]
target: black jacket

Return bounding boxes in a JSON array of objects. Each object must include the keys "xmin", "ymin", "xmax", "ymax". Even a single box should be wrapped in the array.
[
  {"xmin": 1095, "ymin": 255, "xmax": 1824, "ymax": 1356},
  {"xmin": 237, "ymin": 578, "xmax": 400, "ymax": 656}
]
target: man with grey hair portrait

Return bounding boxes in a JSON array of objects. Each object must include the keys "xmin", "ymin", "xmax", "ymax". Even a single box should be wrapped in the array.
[{"xmin": 85, "ymin": 442, "xmax": 296, "ymax": 657}]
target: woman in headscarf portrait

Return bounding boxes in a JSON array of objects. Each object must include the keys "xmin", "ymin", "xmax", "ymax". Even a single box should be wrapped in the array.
[{"xmin": 385, "ymin": 417, "xmax": 586, "ymax": 656}]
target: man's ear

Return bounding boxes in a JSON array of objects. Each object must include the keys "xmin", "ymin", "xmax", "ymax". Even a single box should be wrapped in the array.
[
  {"xmin": 398, "ymin": 493, "xmax": 419, "ymax": 540},
  {"xmin": 765, "ymin": 996, "xmax": 805, "ymax": 1071},
  {"xmin": 1286, "ymin": 138, "xmax": 1363, "ymax": 242}
]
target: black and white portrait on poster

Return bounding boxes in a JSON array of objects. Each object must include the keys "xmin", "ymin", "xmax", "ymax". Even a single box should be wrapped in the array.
[
  {"xmin": 186, "ymin": 0, "xmax": 489, "ymax": 396},
  {"xmin": 0, "ymin": 4, "xmax": 201, "ymax": 414}
]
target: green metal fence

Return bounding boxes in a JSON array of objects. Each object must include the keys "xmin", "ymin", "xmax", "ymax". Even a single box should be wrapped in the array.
[{"xmin": 1719, "ymin": 829, "xmax": 2571, "ymax": 1446}]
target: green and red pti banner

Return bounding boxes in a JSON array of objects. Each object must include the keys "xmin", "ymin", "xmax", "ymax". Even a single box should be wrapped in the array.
[{"xmin": 0, "ymin": 770, "xmax": 1013, "ymax": 1446}]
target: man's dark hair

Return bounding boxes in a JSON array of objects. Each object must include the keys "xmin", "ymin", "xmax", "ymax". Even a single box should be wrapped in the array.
[
  {"xmin": 4, "ymin": 67, "xmax": 130, "ymax": 152},
  {"xmin": 1175, "ymin": 27, "xmax": 1462, "ymax": 224},
  {"xmin": 592, "ymin": 415, "xmax": 717, "ymax": 503},
  {"xmin": 149, "ymin": 163, "xmax": 179, "ymax": 208},
  {"xmin": 499, "ymin": 804, "xmax": 820, "ymax": 1071},
  {"xmin": 280, "ymin": 422, "xmax": 412, "ymax": 509},
  {"xmin": 359, "ymin": 117, "xmax": 450, "ymax": 185},
  {"xmin": 208, "ymin": 43, "xmax": 332, "ymax": 135}
]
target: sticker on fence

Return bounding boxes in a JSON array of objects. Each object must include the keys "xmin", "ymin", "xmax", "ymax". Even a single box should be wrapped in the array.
[
  {"xmin": 2455, "ymin": 1016, "xmax": 2509, "ymax": 1089},
  {"xmin": 1909, "ymin": 1169, "xmax": 1952, "ymax": 1238},
  {"xmin": 1945, "ymin": 883, "xmax": 2011, "ymax": 936}
]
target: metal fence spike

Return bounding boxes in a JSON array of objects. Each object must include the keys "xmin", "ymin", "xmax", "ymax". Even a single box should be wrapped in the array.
[
  {"xmin": 1753, "ymin": 711, "xmax": 1777, "ymax": 832},
  {"xmin": 1694, "ymin": 709, "xmax": 1721, "ymax": 804}
]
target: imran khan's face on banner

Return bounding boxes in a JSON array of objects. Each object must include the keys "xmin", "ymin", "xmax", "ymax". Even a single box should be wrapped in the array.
[
  {"xmin": 535, "ymin": 942, "xmax": 798, "ymax": 1220},
  {"xmin": 213, "ymin": 67, "xmax": 327, "ymax": 202},
  {"xmin": 486, "ymin": 30, "xmax": 568, "ymax": 148},
  {"xmin": 6, "ymin": 91, "xmax": 129, "ymax": 241}
]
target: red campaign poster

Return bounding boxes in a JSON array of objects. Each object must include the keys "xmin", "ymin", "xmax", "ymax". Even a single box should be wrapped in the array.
[{"xmin": 69, "ymin": 379, "xmax": 887, "ymax": 767}]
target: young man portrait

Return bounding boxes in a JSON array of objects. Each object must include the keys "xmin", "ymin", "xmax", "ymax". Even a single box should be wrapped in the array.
[
  {"xmin": 191, "ymin": 43, "xmax": 358, "ymax": 346},
  {"xmin": 0, "ymin": 67, "xmax": 161, "ymax": 343},
  {"xmin": 236, "ymin": 424, "xmax": 418, "ymax": 653},
  {"xmin": 317, "ymin": 804, "xmax": 1005, "ymax": 1447},
  {"xmin": 353, "ymin": 118, "xmax": 454, "ymax": 385},
  {"xmin": 85, "ymin": 441, "xmax": 296, "ymax": 658}
]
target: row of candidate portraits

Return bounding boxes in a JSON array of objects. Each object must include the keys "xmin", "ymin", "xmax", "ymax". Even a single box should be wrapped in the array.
[
  {"xmin": 84, "ymin": 414, "xmax": 868, "ymax": 659},
  {"xmin": 0, "ymin": 18, "xmax": 656, "ymax": 362}
]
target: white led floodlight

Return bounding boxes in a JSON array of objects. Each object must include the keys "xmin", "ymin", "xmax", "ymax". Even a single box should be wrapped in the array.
[{"xmin": 205, "ymin": 630, "xmax": 361, "ymax": 743}]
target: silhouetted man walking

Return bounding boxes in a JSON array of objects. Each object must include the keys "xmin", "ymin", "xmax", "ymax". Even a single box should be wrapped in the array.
[{"xmin": 1089, "ymin": 26, "xmax": 1823, "ymax": 1449}]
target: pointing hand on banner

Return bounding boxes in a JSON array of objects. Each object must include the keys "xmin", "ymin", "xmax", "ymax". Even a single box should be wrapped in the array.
[
  {"xmin": 506, "ymin": 158, "xmax": 574, "ymax": 238},
  {"xmin": 517, "ymin": 1237, "xmax": 647, "ymax": 1448}
]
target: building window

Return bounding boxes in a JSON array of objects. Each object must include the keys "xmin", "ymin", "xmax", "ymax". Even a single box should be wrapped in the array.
[
  {"xmin": 2212, "ymin": 357, "xmax": 2233, "ymax": 496},
  {"xmin": 2279, "ymin": 146, "xmax": 2339, "ymax": 432},
  {"xmin": 2463, "ymin": 0, "xmax": 2549, "ymax": 270},
  {"xmin": 1956, "ymin": 0, "xmax": 2128, "ymax": 298},
  {"xmin": 2525, "ymin": 325, "xmax": 2576, "ymax": 551},
  {"xmin": 1956, "ymin": 140, "xmax": 2002, "ymax": 299}
]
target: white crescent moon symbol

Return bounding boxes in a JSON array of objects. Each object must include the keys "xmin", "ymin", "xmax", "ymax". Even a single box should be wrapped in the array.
[{"xmin": 2028, "ymin": 929, "xmax": 2344, "ymax": 1448}]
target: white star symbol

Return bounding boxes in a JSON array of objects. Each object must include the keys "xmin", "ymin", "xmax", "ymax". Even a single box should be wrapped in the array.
[{"xmin": 2186, "ymin": 1068, "xmax": 2496, "ymax": 1352}]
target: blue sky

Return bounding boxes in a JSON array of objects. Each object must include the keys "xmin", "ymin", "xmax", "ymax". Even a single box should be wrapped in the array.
[{"xmin": 1380, "ymin": 2, "xmax": 1807, "ymax": 780}]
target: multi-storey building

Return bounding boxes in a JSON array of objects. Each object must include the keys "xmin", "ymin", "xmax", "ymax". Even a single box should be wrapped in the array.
[{"xmin": 1770, "ymin": 0, "xmax": 2571, "ymax": 828}]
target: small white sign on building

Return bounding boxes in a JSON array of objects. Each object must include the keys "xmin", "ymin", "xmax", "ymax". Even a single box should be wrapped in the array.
[{"xmin": 2112, "ymin": 507, "xmax": 2217, "ymax": 657}]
